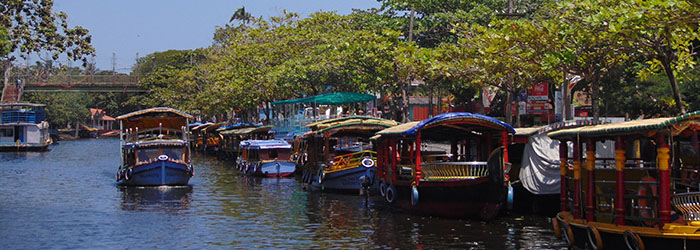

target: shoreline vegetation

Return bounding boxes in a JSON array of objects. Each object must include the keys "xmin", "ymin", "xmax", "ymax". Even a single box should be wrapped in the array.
[{"xmin": 3, "ymin": 1, "xmax": 700, "ymax": 129}]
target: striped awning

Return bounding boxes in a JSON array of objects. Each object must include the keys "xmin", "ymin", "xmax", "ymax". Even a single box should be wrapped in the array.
[{"xmin": 547, "ymin": 110, "xmax": 700, "ymax": 139}]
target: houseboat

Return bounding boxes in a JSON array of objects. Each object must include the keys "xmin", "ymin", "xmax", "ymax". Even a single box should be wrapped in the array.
[
  {"xmin": 236, "ymin": 139, "xmax": 295, "ymax": 178},
  {"xmin": 548, "ymin": 112, "xmax": 700, "ymax": 249},
  {"xmin": 0, "ymin": 103, "xmax": 51, "ymax": 151},
  {"xmin": 115, "ymin": 107, "xmax": 194, "ymax": 186},
  {"xmin": 372, "ymin": 112, "xmax": 514, "ymax": 219},
  {"xmin": 297, "ymin": 116, "xmax": 398, "ymax": 193},
  {"xmin": 219, "ymin": 124, "xmax": 270, "ymax": 161}
]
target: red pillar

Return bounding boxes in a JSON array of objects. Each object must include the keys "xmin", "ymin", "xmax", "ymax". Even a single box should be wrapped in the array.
[
  {"xmin": 573, "ymin": 140, "xmax": 582, "ymax": 219},
  {"xmin": 390, "ymin": 138, "xmax": 398, "ymax": 184},
  {"xmin": 415, "ymin": 132, "xmax": 422, "ymax": 186},
  {"xmin": 586, "ymin": 139, "xmax": 596, "ymax": 222},
  {"xmin": 656, "ymin": 134, "xmax": 671, "ymax": 227},
  {"xmin": 614, "ymin": 136, "xmax": 626, "ymax": 225},
  {"xmin": 559, "ymin": 140, "xmax": 569, "ymax": 212}
]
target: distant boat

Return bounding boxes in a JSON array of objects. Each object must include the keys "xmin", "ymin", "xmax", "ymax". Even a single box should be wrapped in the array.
[
  {"xmin": 236, "ymin": 139, "xmax": 295, "ymax": 178},
  {"xmin": 0, "ymin": 103, "xmax": 51, "ymax": 151},
  {"xmin": 115, "ymin": 107, "xmax": 194, "ymax": 186}
]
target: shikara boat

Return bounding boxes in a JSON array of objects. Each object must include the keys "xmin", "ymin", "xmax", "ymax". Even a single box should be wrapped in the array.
[
  {"xmin": 236, "ymin": 139, "xmax": 295, "ymax": 178},
  {"xmin": 217, "ymin": 123, "xmax": 263, "ymax": 160},
  {"xmin": 297, "ymin": 116, "xmax": 398, "ymax": 192},
  {"xmin": 0, "ymin": 103, "xmax": 51, "ymax": 151},
  {"xmin": 372, "ymin": 112, "xmax": 514, "ymax": 219},
  {"xmin": 510, "ymin": 120, "xmax": 600, "ymax": 215},
  {"xmin": 115, "ymin": 107, "xmax": 194, "ymax": 186},
  {"xmin": 547, "ymin": 111, "xmax": 700, "ymax": 249}
]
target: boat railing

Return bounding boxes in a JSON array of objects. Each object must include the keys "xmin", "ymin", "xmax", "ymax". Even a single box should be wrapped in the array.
[
  {"xmin": 418, "ymin": 161, "xmax": 489, "ymax": 181},
  {"xmin": 672, "ymin": 192, "xmax": 700, "ymax": 222},
  {"xmin": 123, "ymin": 127, "xmax": 188, "ymax": 143},
  {"xmin": 328, "ymin": 150, "xmax": 376, "ymax": 172}
]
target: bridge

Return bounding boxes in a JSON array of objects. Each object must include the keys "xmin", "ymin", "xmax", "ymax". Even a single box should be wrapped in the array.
[{"xmin": 2, "ymin": 74, "xmax": 146, "ymax": 103}]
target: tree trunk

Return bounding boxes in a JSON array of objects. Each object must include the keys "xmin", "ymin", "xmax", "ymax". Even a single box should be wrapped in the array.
[
  {"xmin": 505, "ymin": 90, "xmax": 513, "ymax": 125},
  {"xmin": 661, "ymin": 59, "xmax": 686, "ymax": 114},
  {"xmin": 428, "ymin": 86, "xmax": 434, "ymax": 117},
  {"xmin": 2, "ymin": 60, "xmax": 11, "ymax": 102},
  {"xmin": 401, "ymin": 79, "xmax": 410, "ymax": 123},
  {"xmin": 74, "ymin": 121, "xmax": 80, "ymax": 138},
  {"xmin": 437, "ymin": 87, "xmax": 442, "ymax": 115},
  {"xmin": 591, "ymin": 79, "xmax": 600, "ymax": 122}
]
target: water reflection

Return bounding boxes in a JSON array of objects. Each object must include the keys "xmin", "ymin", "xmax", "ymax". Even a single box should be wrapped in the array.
[{"xmin": 119, "ymin": 186, "xmax": 193, "ymax": 213}]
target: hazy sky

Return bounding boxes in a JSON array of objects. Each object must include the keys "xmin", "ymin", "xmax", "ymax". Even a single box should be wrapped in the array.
[{"xmin": 45, "ymin": 0, "xmax": 381, "ymax": 73}]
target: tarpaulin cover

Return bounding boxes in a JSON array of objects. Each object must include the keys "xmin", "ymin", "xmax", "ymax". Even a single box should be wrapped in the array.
[{"xmin": 519, "ymin": 134, "xmax": 565, "ymax": 195}]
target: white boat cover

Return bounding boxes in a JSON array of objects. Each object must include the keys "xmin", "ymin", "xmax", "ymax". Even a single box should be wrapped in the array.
[{"xmin": 519, "ymin": 134, "xmax": 567, "ymax": 195}]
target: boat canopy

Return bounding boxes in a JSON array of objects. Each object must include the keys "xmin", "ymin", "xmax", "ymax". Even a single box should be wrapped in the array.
[
  {"xmin": 215, "ymin": 122, "xmax": 260, "ymax": 132},
  {"xmin": 375, "ymin": 112, "xmax": 514, "ymax": 140},
  {"xmin": 515, "ymin": 120, "xmax": 602, "ymax": 137},
  {"xmin": 240, "ymin": 139, "xmax": 291, "ymax": 150},
  {"xmin": 123, "ymin": 139, "xmax": 188, "ymax": 148},
  {"xmin": 191, "ymin": 122, "xmax": 214, "ymax": 131},
  {"xmin": 117, "ymin": 107, "xmax": 193, "ymax": 130},
  {"xmin": 547, "ymin": 110, "xmax": 700, "ymax": 139},
  {"xmin": 221, "ymin": 125, "xmax": 272, "ymax": 136},
  {"xmin": 271, "ymin": 92, "xmax": 376, "ymax": 106}
]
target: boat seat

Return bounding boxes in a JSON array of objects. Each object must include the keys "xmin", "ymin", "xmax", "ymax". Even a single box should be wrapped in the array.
[
  {"xmin": 419, "ymin": 162, "xmax": 488, "ymax": 181},
  {"xmin": 672, "ymin": 192, "xmax": 700, "ymax": 222}
]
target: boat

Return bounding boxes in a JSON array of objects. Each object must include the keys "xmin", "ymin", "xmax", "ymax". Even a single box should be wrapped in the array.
[
  {"xmin": 510, "ymin": 120, "xmax": 600, "ymax": 215},
  {"xmin": 115, "ymin": 107, "xmax": 194, "ymax": 186},
  {"xmin": 0, "ymin": 103, "xmax": 51, "ymax": 151},
  {"xmin": 202, "ymin": 122, "xmax": 228, "ymax": 154},
  {"xmin": 297, "ymin": 116, "xmax": 398, "ymax": 193},
  {"xmin": 547, "ymin": 111, "xmax": 700, "ymax": 249},
  {"xmin": 236, "ymin": 139, "xmax": 295, "ymax": 178},
  {"xmin": 219, "ymin": 124, "xmax": 271, "ymax": 161},
  {"xmin": 190, "ymin": 122, "xmax": 213, "ymax": 152},
  {"xmin": 372, "ymin": 112, "xmax": 514, "ymax": 219}
]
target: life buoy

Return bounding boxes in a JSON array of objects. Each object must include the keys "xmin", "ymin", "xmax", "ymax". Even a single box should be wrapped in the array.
[
  {"xmin": 638, "ymin": 176, "xmax": 657, "ymax": 224},
  {"xmin": 411, "ymin": 186, "xmax": 419, "ymax": 206},
  {"xmin": 561, "ymin": 222, "xmax": 574, "ymax": 246},
  {"xmin": 379, "ymin": 181, "xmax": 387, "ymax": 197},
  {"xmin": 552, "ymin": 218, "xmax": 561, "ymax": 239},
  {"xmin": 623, "ymin": 230, "xmax": 645, "ymax": 250},
  {"xmin": 115, "ymin": 171, "xmax": 121, "ymax": 181},
  {"xmin": 385, "ymin": 185, "xmax": 396, "ymax": 203},
  {"xmin": 361, "ymin": 158, "xmax": 375, "ymax": 168},
  {"xmin": 587, "ymin": 225, "xmax": 603, "ymax": 250},
  {"xmin": 124, "ymin": 168, "xmax": 132, "ymax": 180}
]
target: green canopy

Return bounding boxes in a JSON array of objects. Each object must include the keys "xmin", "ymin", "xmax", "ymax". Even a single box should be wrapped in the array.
[{"xmin": 271, "ymin": 92, "xmax": 376, "ymax": 106}]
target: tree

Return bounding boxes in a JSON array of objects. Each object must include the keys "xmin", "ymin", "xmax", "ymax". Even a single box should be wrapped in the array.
[
  {"xmin": 608, "ymin": 0, "xmax": 700, "ymax": 114},
  {"xmin": 1, "ymin": 0, "xmax": 94, "ymax": 99}
]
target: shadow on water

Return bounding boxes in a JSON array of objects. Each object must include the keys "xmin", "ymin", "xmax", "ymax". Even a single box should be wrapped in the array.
[{"xmin": 119, "ymin": 186, "xmax": 193, "ymax": 213}]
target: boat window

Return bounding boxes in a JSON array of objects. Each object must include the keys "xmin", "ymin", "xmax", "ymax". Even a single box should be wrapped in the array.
[
  {"xmin": 137, "ymin": 148, "xmax": 160, "ymax": 162},
  {"xmin": 161, "ymin": 147, "xmax": 183, "ymax": 161},
  {"xmin": 0, "ymin": 128, "xmax": 13, "ymax": 138}
]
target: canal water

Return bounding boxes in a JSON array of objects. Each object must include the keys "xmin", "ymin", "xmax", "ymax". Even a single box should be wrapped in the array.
[{"xmin": 0, "ymin": 139, "xmax": 567, "ymax": 249}]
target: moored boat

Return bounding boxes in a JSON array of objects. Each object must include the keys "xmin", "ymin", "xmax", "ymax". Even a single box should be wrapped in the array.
[
  {"xmin": 547, "ymin": 111, "xmax": 700, "ymax": 249},
  {"xmin": 372, "ymin": 112, "xmax": 514, "ymax": 219},
  {"xmin": 0, "ymin": 103, "xmax": 51, "ymax": 151},
  {"xmin": 236, "ymin": 139, "xmax": 295, "ymax": 178},
  {"xmin": 298, "ymin": 116, "xmax": 398, "ymax": 193},
  {"xmin": 115, "ymin": 107, "xmax": 194, "ymax": 186}
]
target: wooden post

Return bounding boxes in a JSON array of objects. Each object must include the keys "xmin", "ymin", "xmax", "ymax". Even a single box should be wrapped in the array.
[
  {"xmin": 573, "ymin": 140, "xmax": 582, "ymax": 219},
  {"xmin": 415, "ymin": 132, "xmax": 422, "ymax": 186},
  {"xmin": 614, "ymin": 136, "xmax": 626, "ymax": 225},
  {"xmin": 559, "ymin": 140, "xmax": 569, "ymax": 212},
  {"xmin": 501, "ymin": 131, "xmax": 509, "ymax": 164},
  {"xmin": 586, "ymin": 139, "xmax": 596, "ymax": 222},
  {"xmin": 656, "ymin": 133, "xmax": 671, "ymax": 226}
]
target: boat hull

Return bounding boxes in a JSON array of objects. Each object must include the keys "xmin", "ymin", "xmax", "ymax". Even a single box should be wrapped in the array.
[
  {"xmin": 555, "ymin": 212, "xmax": 700, "ymax": 249},
  {"xmin": 307, "ymin": 166, "xmax": 376, "ymax": 192},
  {"xmin": 117, "ymin": 160, "xmax": 191, "ymax": 186},
  {"xmin": 239, "ymin": 161, "xmax": 295, "ymax": 178},
  {"xmin": 379, "ymin": 178, "xmax": 506, "ymax": 220},
  {"xmin": 0, "ymin": 144, "xmax": 49, "ymax": 152}
]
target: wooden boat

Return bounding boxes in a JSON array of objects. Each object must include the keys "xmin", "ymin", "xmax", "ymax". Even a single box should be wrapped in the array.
[
  {"xmin": 219, "ymin": 124, "xmax": 271, "ymax": 161},
  {"xmin": 190, "ymin": 122, "xmax": 212, "ymax": 152},
  {"xmin": 372, "ymin": 112, "xmax": 514, "ymax": 219},
  {"xmin": 0, "ymin": 103, "xmax": 51, "ymax": 151},
  {"xmin": 236, "ymin": 139, "xmax": 295, "ymax": 178},
  {"xmin": 115, "ymin": 107, "xmax": 194, "ymax": 186},
  {"xmin": 510, "ymin": 120, "xmax": 600, "ymax": 215},
  {"xmin": 547, "ymin": 111, "xmax": 700, "ymax": 249},
  {"xmin": 297, "ymin": 116, "xmax": 398, "ymax": 192}
]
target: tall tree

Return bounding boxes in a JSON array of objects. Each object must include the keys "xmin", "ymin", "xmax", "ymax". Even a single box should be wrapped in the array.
[{"xmin": 0, "ymin": 0, "xmax": 94, "ymax": 94}]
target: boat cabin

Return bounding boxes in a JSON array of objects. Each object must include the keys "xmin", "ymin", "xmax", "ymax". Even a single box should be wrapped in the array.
[{"xmin": 0, "ymin": 103, "xmax": 50, "ymax": 151}]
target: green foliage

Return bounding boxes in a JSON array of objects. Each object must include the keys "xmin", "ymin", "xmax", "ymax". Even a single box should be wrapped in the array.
[
  {"xmin": 22, "ymin": 92, "xmax": 91, "ymax": 128},
  {"xmin": 0, "ymin": 26, "xmax": 10, "ymax": 57}
]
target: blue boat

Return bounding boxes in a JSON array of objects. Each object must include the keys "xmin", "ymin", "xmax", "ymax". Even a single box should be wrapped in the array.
[
  {"xmin": 236, "ymin": 139, "xmax": 295, "ymax": 178},
  {"xmin": 115, "ymin": 107, "xmax": 194, "ymax": 186},
  {"xmin": 296, "ymin": 116, "xmax": 398, "ymax": 192},
  {"xmin": 0, "ymin": 103, "xmax": 51, "ymax": 151}
]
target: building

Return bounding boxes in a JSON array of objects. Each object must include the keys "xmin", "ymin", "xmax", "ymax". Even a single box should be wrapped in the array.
[{"xmin": 89, "ymin": 108, "xmax": 115, "ymax": 133}]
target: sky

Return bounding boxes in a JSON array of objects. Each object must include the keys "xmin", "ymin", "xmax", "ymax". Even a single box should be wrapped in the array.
[{"xmin": 45, "ymin": 0, "xmax": 381, "ymax": 73}]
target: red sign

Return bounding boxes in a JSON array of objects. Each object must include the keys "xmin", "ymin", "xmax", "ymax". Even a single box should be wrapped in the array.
[
  {"xmin": 527, "ymin": 82, "xmax": 548, "ymax": 101},
  {"xmin": 527, "ymin": 101, "xmax": 549, "ymax": 114}
]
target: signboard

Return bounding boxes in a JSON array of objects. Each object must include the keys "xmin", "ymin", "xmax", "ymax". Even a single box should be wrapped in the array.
[
  {"xmin": 527, "ymin": 101, "xmax": 549, "ymax": 114},
  {"xmin": 527, "ymin": 82, "xmax": 548, "ymax": 101},
  {"xmin": 482, "ymin": 87, "xmax": 498, "ymax": 108}
]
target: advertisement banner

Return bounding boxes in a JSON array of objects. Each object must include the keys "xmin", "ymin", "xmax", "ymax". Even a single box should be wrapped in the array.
[{"xmin": 527, "ymin": 82, "xmax": 548, "ymax": 101}]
